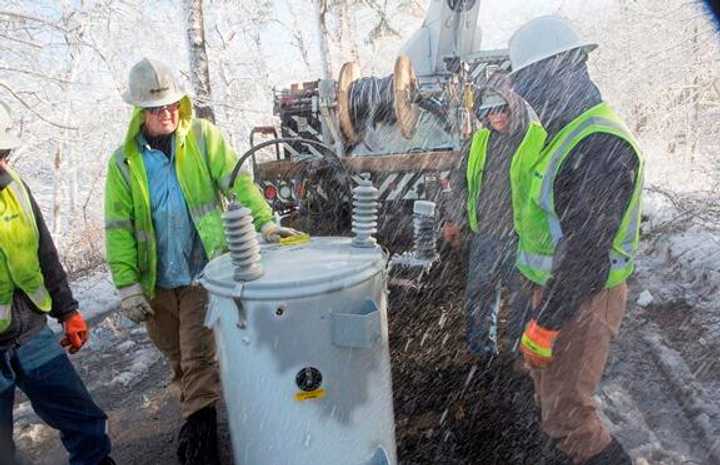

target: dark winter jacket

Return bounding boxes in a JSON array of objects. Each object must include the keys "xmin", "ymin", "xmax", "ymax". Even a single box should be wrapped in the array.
[
  {"xmin": 512, "ymin": 52, "xmax": 638, "ymax": 330},
  {"xmin": 0, "ymin": 179, "xmax": 78, "ymax": 351},
  {"xmin": 449, "ymin": 130, "xmax": 523, "ymax": 238},
  {"xmin": 448, "ymin": 92, "xmax": 529, "ymax": 241}
]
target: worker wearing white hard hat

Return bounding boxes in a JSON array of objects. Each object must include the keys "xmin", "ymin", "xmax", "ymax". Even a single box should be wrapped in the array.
[
  {"xmin": 509, "ymin": 15, "xmax": 597, "ymax": 76},
  {"xmin": 105, "ymin": 57, "xmax": 302, "ymax": 465},
  {"xmin": 508, "ymin": 16, "xmax": 644, "ymax": 465}
]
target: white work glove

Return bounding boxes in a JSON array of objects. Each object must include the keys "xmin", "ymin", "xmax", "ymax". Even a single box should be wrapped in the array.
[
  {"xmin": 118, "ymin": 283, "xmax": 154, "ymax": 324},
  {"xmin": 261, "ymin": 222, "xmax": 302, "ymax": 243}
]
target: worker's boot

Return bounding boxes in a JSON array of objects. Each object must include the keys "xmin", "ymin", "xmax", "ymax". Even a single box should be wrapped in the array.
[
  {"xmin": 177, "ymin": 405, "xmax": 220, "ymax": 465},
  {"xmin": 583, "ymin": 438, "xmax": 633, "ymax": 465}
]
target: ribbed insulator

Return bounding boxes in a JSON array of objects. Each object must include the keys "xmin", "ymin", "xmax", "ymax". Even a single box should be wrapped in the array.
[
  {"xmin": 351, "ymin": 176, "xmax": 379, "ymax": 248},
  {"xmin": 223, "ymin": 201, "xmax": 264, "ymax": 281},
  {"xmin": 413, "ymin": 200, "xmax": 436, "ymax": 260}
]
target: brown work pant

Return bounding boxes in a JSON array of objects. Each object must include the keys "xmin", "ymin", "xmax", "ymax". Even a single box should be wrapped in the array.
[
  {"xmin": 529, "ymin": 283, "xmax": 628, "ymax": 463},
  {"xmin": 146, "ymin": 285, "xmax": 220, "ymax": 419}
]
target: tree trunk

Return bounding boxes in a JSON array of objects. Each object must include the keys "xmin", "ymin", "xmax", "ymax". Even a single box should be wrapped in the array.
[
  {"xmin": 336, "ymin": 0, "xmax": 359, "ymax": 63},
  {"xmin": 65, "ymin": 48, "xmax": 80, "ymax": 221},
  {"xmin": 52, "ymin": 147, "xmax": 63, "ymax": 236},
  {"xmin": 184, "ymin": 0, "xmax": 216, "ymax": 123},
  {"xmin": 689, "ymin": 21, "xmax": 700, "ymax": 156},
  {"xmin": 53, "ymin": 11, "xmax": 82, "ymax": 241},
  {"xmin": 314, "ymin": 0, "xmax": 333, "ymax": 79}
]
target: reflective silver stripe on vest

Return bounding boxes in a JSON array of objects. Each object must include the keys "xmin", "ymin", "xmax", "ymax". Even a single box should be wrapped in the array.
[
  {"xmin": 0, "ymin": 303, "xmax": 10, "ymax": 322},
  {"xmin": 622, "ymin": 204, "xmax": 639, "ymax": 255},
  {"xmin": 518, "ymin": 248, "xmax": 633, "ymax": 277},
  {"xmin": 113, "ymin": 149, "xmax": 131, "ymax": 188},
  {"xmin": 135, "ymin": 230, "xmax": 149, "ymax": 243},
  {"xmin": 609, "ymin": 251, "xmax": 633, "ymax": 269},
  {"xmin": 192, "ymin": 119, "xmax": 206, "ymax": 158},
  {"xmin": 105, "ymin": 219, "xmax": 133, "ymax": 231},
  {"xmin": 619, "ymin": 169, "xmax": 644, "ymax": 255},
  {"xmin": 539, "ymin": 116, "xmax": 633, "ymax": 245},
  {"xmin": 28, "ymin": 286, "xmax": 50, "ymax": 306},
  {"xmin": 517, "ymin": 249, "xmax": 553, "ymax": 273},
  {"xmin": 190, "ymin": 201, "xmax": 218, "ymax": 220}
]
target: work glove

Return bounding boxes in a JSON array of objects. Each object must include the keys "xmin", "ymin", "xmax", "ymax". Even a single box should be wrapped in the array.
[
  {"xmin": 118, "ymin": 283, "xmax": 154, "ymax": 324},
  {"xmin": 520, "ymin": 319, "xmax": 559, "ymax": 369},
  {"xmin": 442, "ymin": 222, "xmax": 463, "ymax": 250},
  {"xmin": 60, "ymin": 311, "xmax": 88, "ymax": 354},
  {"xmin": 261, "ymin": 222, "xmax": 303, "ymax": 244}
]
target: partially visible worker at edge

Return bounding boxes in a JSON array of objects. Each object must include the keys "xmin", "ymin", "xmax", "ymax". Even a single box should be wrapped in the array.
[
  {"xmin": 104, "ymin": 58, "xmax": 301, "ymax": 465},
  {"xmin": 0, "ymin": 102, "xmax": 115, "ymax": 465},
  {"xmin": 510, "ymin": 16, "xmax": 644, "ymax": 465},
  {"xmin": 443, "ymin": 72, "xmax": 546, "ymax": 365}
]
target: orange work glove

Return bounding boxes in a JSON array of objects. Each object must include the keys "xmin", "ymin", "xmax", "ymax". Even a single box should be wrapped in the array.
[
  {"xmin": 60, "ymin": 311, "xmax": 89, "ymax": 354},
  {"xmin": 520, "ymin": 319, "xmax": 559, "ymax": 369}
]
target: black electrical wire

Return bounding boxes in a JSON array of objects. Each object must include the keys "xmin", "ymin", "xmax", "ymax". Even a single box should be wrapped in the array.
[{"xmin": 348, "ymin": 75, "xmax": 397, "ymax": 135}]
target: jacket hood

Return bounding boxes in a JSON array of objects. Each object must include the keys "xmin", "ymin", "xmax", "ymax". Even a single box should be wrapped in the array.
[
  {"xmin": 122, "ymin": 95, "xmax": 193, "ymax": 157},
  {"xmin": 511, "ymin": 51, "xmax": 602, "ymax": 140}
]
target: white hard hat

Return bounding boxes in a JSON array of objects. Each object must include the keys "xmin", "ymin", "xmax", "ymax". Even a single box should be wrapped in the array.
[
  {"xmin": 123, "ymin": 58, "xmax": 185, "ymax": 108},
  {"xmin": 509, "ymin": 16, "xmax": 597, "ymax": 75},
  {"xmin": 475, "ymin": 90, "xmax": 507, "ymax": 117},
  {"xmin": 0, "ymin": 101, "xmax": 21, "ymax": 150}
]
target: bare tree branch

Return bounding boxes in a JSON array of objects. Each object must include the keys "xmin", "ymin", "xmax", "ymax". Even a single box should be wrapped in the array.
[
  {"xmin": 0, "ymin": 10, "xmax": 73, "ymax": 33},
  {"xmin": 0, "ymin": 32, "xmax": 42, "ymax": 48},
  {"xmin": 0, "ymin": 81, "xmax": 79, "ymax": 130},
  {"xmin": 0, "ymin": 66, "xmax": 75, "ymax": 85},
  {"xmin": 361, "ymin": 0, "xmax": 401, "ymax": 39}
]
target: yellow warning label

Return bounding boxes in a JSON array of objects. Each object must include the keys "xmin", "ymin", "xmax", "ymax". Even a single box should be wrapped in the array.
[{"xmin": 294, "ymin": 388, "xmax": 326, "ymax": 401}]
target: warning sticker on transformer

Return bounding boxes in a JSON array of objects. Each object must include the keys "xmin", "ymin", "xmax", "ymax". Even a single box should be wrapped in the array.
[{"xmin": 294, "ymin": 388, "xmax": 326, "ymax": 401}]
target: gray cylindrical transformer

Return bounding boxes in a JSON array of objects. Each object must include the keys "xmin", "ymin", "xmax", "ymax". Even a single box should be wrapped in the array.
[{"xmin": 201, "ymin": 237, "xmax": 396, "ymax": 465}]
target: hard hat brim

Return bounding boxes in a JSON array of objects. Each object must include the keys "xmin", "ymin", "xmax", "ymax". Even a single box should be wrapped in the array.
[
  {"xmin": 510, "ymin": 43, "xmax": 597, "ymax": 76},
  {"xmin": 473, "ymin": 84, "xmax": 511, "ymax": 117},
  {"xmin": 122, "ymin": 88, "xmax": 186, "ymax": 108}
]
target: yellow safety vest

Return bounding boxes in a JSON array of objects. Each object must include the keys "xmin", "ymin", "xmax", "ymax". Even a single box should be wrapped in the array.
[
  {"xmin": 0, "ymin": 168, "xmax": 51, "ymax": 333},
  {"xmin": 516, "ymin": 102, "xmax": 645, "ymax": 288}
]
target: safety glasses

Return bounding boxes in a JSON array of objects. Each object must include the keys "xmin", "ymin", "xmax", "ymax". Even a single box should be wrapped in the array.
[
  {"xmin": 145, "ymin": 101, "xmax": 180, "ymax": 115},
  {"xmin": 477, "ymin": 104, "xmax": 508, "ymax": 120}
]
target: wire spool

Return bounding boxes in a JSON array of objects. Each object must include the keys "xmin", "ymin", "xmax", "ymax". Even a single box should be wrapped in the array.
[
  {"xmin": 338, "ymin": 62, "xmax": 361, "ymax": 144},
  {"xmin": 337, "ymin": 55, "xmax": 419, "ymax": 144},
  {"xmin": 393, "ymin": 55, "xmax": 420, "ymax": 140},
  {"xmin": 349, "ymin": 75, "xmax": 396, "ymax": 131}
]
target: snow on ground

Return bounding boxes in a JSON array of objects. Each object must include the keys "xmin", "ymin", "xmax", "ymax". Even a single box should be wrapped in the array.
[
  {"xmin": 70, "ymin": 269, "xmax": 120, "ymax": 322},
  {"xmin": 48, "ymin": 267, "xmax": 119, "ymax": 334},
  {"xmin": 614, "ymin": 189, "xmax": 720, "ymax": 464},
  {"xmin": 108, "ymin": 346, "xmax": 162, "ymax": 389}
]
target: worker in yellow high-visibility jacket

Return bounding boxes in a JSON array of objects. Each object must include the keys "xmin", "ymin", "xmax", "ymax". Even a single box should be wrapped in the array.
[
  {"xmin": 443, "ymin": 73, "xmax": 546, "ymax": 365},
  {"xmin": 105, "ymin": 58, "xmax": 301, "ymax": 465},
  {"xmin": 509, "ymin": 16, "xmax": 644, "ymax": 465},
  {"xmin": 0, "ymin": 101, "xmax": 115, "ymax": 465}
]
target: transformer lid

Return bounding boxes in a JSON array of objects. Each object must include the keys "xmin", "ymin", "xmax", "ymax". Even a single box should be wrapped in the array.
[{"xmin": 200, "ymin": 236, "xmax": 386, "ymax": 301}]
